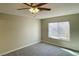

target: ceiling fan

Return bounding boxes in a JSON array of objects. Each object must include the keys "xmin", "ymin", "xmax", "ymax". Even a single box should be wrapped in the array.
[{"xmin": 18, "ymin": 3, "xmax": 51, "ymax": 14}]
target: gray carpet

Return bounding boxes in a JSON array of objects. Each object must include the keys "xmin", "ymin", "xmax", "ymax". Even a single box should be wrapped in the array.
[{"xmin": 4, "ymin": 43, "xmax": 74, "ymax": 56}]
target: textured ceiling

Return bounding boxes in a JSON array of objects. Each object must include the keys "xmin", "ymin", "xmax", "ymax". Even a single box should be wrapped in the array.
[{"xmin": 0, "ymin": 3, "xmax": 79, "ymax": 19}]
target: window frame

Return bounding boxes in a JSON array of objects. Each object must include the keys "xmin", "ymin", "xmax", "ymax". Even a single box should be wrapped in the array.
[{"xmin": 48, "ymin": 21, "xmax": 70, "ymax": 41}]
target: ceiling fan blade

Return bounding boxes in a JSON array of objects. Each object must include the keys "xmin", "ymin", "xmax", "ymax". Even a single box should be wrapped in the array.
[
  {"xmin": 38, "ymin": 8, "xmax": 51, "ymax": 11},
  {"xmin": 23, "ymin": 3, "xmax": 31, "ymax": 7},
  {"xmin": 36, "ymin": 3, "xmax": 47, "ymax": 7},
  {"xmin": 17, "ymin": 8, "xmax": 29, "ymax": 10},
  {"xmin": 31, "ymin": 3, "xmax": 33, "ymax": 6}
]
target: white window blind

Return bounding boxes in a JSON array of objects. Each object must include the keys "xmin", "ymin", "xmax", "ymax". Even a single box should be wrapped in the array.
[{"xmin": 48, "ymin": 21, "xmax": 70, "ymax": 41}]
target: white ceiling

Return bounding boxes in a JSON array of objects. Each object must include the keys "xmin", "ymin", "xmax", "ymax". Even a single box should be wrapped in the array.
[{"xmin": 0, "ymin": 3, "xmax": 79, "ymax": 19}]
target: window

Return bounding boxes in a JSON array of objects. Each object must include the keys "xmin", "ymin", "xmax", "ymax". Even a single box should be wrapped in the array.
[{"xmin": 48, "ymin": 21, "xmax": 70, "ymax": 41}]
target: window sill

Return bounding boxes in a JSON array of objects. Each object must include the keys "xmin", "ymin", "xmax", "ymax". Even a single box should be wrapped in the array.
[{"xmin": 49, "ymin": 36, "xmax": 70, "ymax": 41}]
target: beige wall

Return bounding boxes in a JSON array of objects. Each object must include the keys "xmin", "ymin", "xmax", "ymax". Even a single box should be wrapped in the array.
[
  {"xmin": 41, "ymin": 13, "xmax": 79, "ymax": 51},
  {"xmin": 0, "ymin": 13, "xmax": 41, "ymax": 55}
]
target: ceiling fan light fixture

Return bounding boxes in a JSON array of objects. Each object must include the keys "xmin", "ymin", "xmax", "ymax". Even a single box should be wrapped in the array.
[{"xmin": 29, "ymin": 7, "xmax": 39, "ymax": 14}]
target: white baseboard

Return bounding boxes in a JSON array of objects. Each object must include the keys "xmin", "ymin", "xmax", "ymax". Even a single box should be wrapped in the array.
[
  {"xmin": 0, "ymin": 40, "xmax": 40, "ymax": 56},
  {"xmin": 61, "ymin": 48, "xmax": 79, "ymax": 56}
]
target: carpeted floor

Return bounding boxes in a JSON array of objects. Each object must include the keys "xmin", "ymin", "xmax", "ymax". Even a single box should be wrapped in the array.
[{"xmin": 4, "ymin": 42, "xmax": 75, "ymax": 56}]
